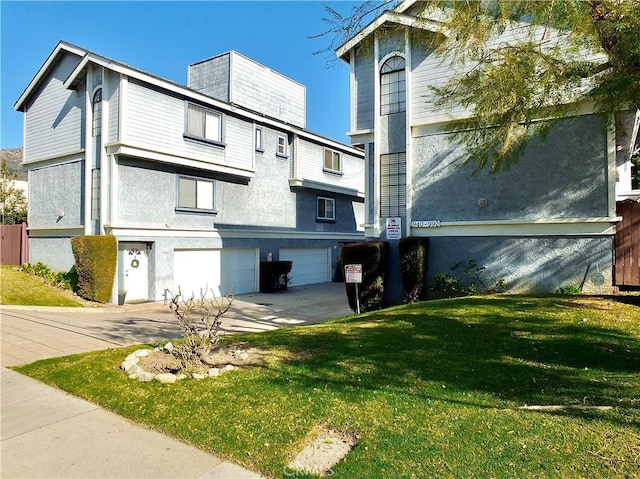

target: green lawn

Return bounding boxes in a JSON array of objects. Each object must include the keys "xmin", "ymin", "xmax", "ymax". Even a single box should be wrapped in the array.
[
  {"xmin": 0, "ymin": 266, "xmax": 82, "ymax": 307},
  {"xmin": 15, "ymin": 295, "xmax": 640, "ymax": 478}
]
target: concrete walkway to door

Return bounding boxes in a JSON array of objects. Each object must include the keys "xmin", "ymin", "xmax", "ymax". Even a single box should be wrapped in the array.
[{"xmin": 1, "ymin": 282, "xmax": 353, "ymax": 479}]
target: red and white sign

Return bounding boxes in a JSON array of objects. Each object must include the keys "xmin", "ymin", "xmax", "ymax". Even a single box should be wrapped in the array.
[{"xmin": 345, "ymin": 264, "xmax": 363, "ymax": 284}]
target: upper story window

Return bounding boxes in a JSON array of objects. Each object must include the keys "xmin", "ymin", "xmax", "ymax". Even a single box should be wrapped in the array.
[
  {"xmin": 185, "ymin": 103, "xmax": 222, "ymax": 144},
  {"xmin": 380, "ymin": 56, "xmax": 406, "ymax": 115},
  {"xmin": 324, "ymin": 148, "xmax": 342, "ymax": 174},
  {"xmin": 255, "ymin": 126, "xmax": 264, "ymax": 152},
  {"xmin": 317, "ymin": 196, "xmax": 335, "ymax": 221},
  {"xmin": 177, "ymin": 176, "xmax": 215, "ymax": 212},
  {"xmin": 92, "ymin": 88, "xmax": 102, "ymax": 137},
  {"xmin": 380, "ymin": 152, "xmax": 407, "ymax": 217},
  {"xmin": 277, "ymin": 135, "xmax": 288, "ymax": 157}
]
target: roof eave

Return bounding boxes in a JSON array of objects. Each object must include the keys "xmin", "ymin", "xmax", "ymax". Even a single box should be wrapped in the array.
[
  {"xmin": 335, "ymin": 11, "xmax": 444, "ymax": 61},
  {"xmin": 14, "ymin": 41, "xmax": 87, "ymax": 111}
]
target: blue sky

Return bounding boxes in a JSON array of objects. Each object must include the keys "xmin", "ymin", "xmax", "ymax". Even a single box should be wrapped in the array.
[{"xmin": 1, "ymin": 1, "xmax": 361, "ymax": 149}]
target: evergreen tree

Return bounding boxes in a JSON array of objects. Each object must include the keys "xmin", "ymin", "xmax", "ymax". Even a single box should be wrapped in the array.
[{"xmin": 318, "ymin": 0, "xmax": 640, "ymax": 172}]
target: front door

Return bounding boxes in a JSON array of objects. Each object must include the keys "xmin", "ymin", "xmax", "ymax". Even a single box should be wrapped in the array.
[{"xmin": 119, "ymin": 242, "xmax": 149, "ymax": 302}]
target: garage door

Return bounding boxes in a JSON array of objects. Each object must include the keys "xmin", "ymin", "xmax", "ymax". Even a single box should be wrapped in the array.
[
  {"xmin": 173, "ymin": 248, "xmax": 257, "ymax": 297},
  {"xmin": 279, "ymin": 247, "xmax": 331, "ymax": 286}
]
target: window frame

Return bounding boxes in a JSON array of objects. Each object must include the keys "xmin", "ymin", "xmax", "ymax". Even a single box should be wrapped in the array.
[
  {"xmin": 92, "ymin": 88, "xmax": 102, "ymax": 138},
  {"xmin": 323, "ymin": 148, "xmax": 343, "ymax": 175},
  {"xmin": 183, "ymin": 102, "xmax": 225, "ymax": 147},
  {"xmin": 255, "ymin": 125, "xmax": 264, "ymax": 152},
  {"xmin": 380, "ymin": 152, "xmax": 407, "ymax": 218},
  {"xmin": 176, "ymin": 175, "xmax": 217, "ymax": 214},
  {"xmin": 316, "ymin": 196, "xmax": 336, "ymax": 222},
  {"xmin": 380, "ymin": 56, "xmax": 406, "ymax": 115},
  {"xmin": 276, "ymin": 134, "xmax": 288, "ymax": 158}
]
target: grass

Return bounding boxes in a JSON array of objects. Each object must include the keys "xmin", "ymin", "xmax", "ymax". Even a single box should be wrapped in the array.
[
  {"xmin": 15, "ymin": 295, "xmax": 640, "ymax": 478},
  {"xmin": 0, "ymin": 266, "xmax": 82, "ymax": 307}
]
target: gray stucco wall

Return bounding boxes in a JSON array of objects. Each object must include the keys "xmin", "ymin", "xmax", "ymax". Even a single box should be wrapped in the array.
[
  {"xmin": 29, "ymin": 160, "xmax": 84, "ymax": 228},
  {"xmin": 29, "ymin": 237, "xmax": 75, "ymax": 273},
  {"xmin": 425, "ymin": 235, "xmax": 614, "ymax": 294},
  {"xmin": 412, "ymin": 115, "xmax": 610, "ymax": 222}
]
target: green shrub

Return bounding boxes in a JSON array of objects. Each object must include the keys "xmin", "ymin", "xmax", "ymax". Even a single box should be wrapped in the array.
[
  {"xmin": 18, "ymin": 262, "xmax": 76, "ymax": 290},
  {"xmin": 70, "ymin": 235, "xmax": 117, "ymax": 303},
  {"xmin": 399, "ymin": 237, "xmax": 429, "ymax": 303},
  {"xmin": 431, "ymin": 260, "xmax": 507, "ymax": 298},
  {"xmin": 556, "ymin": 285, "xmax": 582, "ymax": 295},
  {"xmin": 340, "ymin": 241, "xmax": 389, "ymax": 313},
  {"xmin": 431, "ymin": 272, "xmax": 466, "ymax": 295}
]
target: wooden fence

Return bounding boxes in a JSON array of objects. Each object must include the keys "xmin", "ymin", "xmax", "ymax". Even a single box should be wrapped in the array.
[
  {"xmin": 615, "ymin": 201, "xmax": 640, "ymax": 287},
  {"xmin": 0, "ymin": 223, "xmax": 29, "ymax": 265}
]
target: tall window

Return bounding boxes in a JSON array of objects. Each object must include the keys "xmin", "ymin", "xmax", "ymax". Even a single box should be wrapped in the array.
[
  {"xmin": 255, "ymin": 126, "xmax": 264, "ymax": 151},
  {"xmin": 277, "ymin": 135, "xmax": 288, "ymax": 157},
  {"xmin": 186, "ymin": 103, "xmax": 222, "ymax": 143},
  {"xmin": 177, "ymin": 176, "xmax": 215, "ymax": 211},
  {"xmin": 380, "ymin": 152, "xmax": 406, "ymax": 217},
  {"xmin": 380, "ymin": 56, "xmax": 406, "ymax": 115},
  {"xmin": 92, "ymin": 88, "xmax": 102, "ymax": 137},
  {"xmin": 324, "ymin": 149, "xmax": 341, "ymax": 173}
]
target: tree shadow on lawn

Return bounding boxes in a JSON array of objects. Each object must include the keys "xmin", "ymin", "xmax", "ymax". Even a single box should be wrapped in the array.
[{"xmin": 253, "ymin": 296, "xmax": 640, "ymax": 427}]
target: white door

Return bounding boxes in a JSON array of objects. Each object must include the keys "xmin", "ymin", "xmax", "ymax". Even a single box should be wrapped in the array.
[
  {"xmin": 173, "ymin": 248, "xmax": 257, "ymax": 298},
  {"xmin": 119, "ymin": 242, "xmax": 149, "ymax": 302},
  {"xmin": 279, "ymin": 247, "xmax": 331, "ymax": 286}
]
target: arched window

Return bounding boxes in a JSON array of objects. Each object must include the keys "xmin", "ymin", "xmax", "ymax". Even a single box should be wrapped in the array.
[
  {"xmin": 92, "ymin": 88, "xmax": 102, "ymax": 137},
  {"xmin": 380, "ymin": 56, "xmax": 406, "ymax": 115}
]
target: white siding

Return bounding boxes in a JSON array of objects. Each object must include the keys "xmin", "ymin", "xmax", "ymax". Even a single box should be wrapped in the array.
[
  {"xmin": 296, "ymin": 138, "xmax": 364, "ymax": 193},
  {"xmin": 354, "ymin": 49, "xmax": 375, "ymax": 131},
  {"xmin": 231, "ymin": 53, "xmax": 306, "ymax": 128},
  {"xmin": 24, "ymin": 52, "xmax": 84, "ymax": 163},
  {"xmin": 124, "ymin": 79, "xmax": 253, "ymax": 172}
]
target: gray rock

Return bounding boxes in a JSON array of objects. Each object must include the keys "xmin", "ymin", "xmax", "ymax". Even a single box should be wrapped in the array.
[
  {"xmin": 132, "ymin": 349, "xmax": 151, "ymax": 358},
  {"xmin": 207, "ymin": 368, "xmax": 221, "ymax": 377},
  {"xmin": 163, "ymin": 342, "xmax": 174, "ymax": 352},
  {"xmin": 127, "ymin": 364, "xmax": 144, "ymax": 376},
  {"xmin": 238, "ymin": 353, "xmax": 249, "ymax": 361},
  {"xmin": 176, "ymin": 373, "xmax": 188, "ymax": 381},
  {"xmin": 155, "ymin": 373, "xmax": 177, "ymax": 384},
  {"xmin": 192, "ymin": 373, "xmax": 206, "ymax": 380},
  {"xmin": 221, "ymin": 364, "xmax": 237, "ymax": 373},
  {"xmin": 138, "ymin": 372, "xmax": 155, "ymax": 382},
  {"xmin": 120, "ymin": 360, "xmax": 137, "ymax": 371}
]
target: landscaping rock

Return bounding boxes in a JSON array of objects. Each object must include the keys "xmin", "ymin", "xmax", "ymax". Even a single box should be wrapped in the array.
[
  {"xmin": 221, "ymin": 364, "xmax": 237, "ymax": 373},
  {"xmin": 192, "ymin": 373, "xmax": 206, "ymax": 380},
  {"xmin": 163, "ymin": 342, "xmax": 174, "ymax": 352},
  {"xmin": 138, "ymin": 372, "xmax": 155, "ymax": 382},
  {"xmin": 208, "ymin": 368, "xmax": 221, "ymax": 377},
  {"xmin": 155, "ymin": 373, "xmax": 177, "ymax": 384},
  {"xmin": 176, "ymin": 373, "xmax": 188, "ymax": 381}
]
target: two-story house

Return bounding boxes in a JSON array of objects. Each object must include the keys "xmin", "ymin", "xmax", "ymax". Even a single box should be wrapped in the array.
[
  {"xmin": 15, "ymin": 41, "xmax": 365, "ymax": 303},
  {"xmin": 336, "ymin": 0, "xmax": 640, "ymax": 298}
]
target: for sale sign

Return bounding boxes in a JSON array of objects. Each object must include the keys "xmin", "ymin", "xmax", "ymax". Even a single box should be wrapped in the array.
[{"xmin": 345, "ymin": 264, "xmax": 363, "ymax": 284}]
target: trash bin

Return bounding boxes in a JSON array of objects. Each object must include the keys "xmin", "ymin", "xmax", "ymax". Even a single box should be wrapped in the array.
[{"xmin": 259, "ymin": 260, "xmax": 292, "ymax": 293}]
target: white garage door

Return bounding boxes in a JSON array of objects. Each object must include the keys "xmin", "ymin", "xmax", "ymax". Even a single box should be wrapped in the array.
[
  {"xmin": 279, "ymin": 247, "xmax": 331, "ymax": 286},
  {"xmin": 173, "ymin": 248, "xmax": 257, "ymax": 297}
]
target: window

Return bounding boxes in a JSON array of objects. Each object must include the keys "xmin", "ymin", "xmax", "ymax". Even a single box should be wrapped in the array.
[
  {"xmin": 380, "ymin": 153, "xmax": 406, "ymax": 217},
  {"xmin": 186, "ymin": 103, "xmax": 222, "ymax": 143},
  {"xmin": 91, "ymin": 168, "xmax": 100, "ymax": 220},
  {"xmin": 177, "ymin": 176, "xmax": 215, "ymax": 211},
  {"xmin": 380, "ymin": 56, "xmax": 406, "ymax": 115},
  {"xmin": 277, "ymin": 135, "xmax": 288, "ymax": 157},
  {"xmin": 92, "ymin": 88, "xmax": 102, "ymax": 137},
  {"xmin": 255, "ymin": 126, "xmax": 264, "ymax": 151},
  {"xmin": 324, "ymin": 149, "xmax": 342, "ymax": 173},
  {"xmin": 317, "ymin": 197, "xmax": 335, "ymax": 221}
]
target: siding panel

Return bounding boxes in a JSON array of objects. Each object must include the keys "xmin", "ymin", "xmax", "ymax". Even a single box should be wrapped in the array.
[
  {"xmin": 107, "ymin": 70, "xmax": 120, "ymax": 143},
  {"xmin": 24, "ymin": 52, "xmax": 84, "ymax": 162},
  {"xmin": 354, "ymin": 49, "xmax": 374, "ymax": 131},
  {"xmin": 296, "ymin": 139, "xmax": 364, "ymax": 193}
]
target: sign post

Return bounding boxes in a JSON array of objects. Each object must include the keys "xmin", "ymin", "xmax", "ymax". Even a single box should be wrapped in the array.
[{"xmin": 344, "ymin": 264, "xmax": 363, "ymax": 315}]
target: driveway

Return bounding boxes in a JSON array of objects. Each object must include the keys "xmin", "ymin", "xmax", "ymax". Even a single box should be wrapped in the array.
[{"xmin": 1, "ymin": 281, "xmax": 353, "ymax": 367}]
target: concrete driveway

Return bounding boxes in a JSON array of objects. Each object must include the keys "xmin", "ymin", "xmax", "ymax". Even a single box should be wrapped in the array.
[
  {"xmin": 0, "ymin": 281, "xmax": 353, "ymax": 478},
  {"xmin": 1, "ymin": 281, "xmax": 353, "ymax": 367}
]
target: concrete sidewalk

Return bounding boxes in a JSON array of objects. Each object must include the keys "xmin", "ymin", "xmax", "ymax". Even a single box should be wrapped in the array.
[{"xmin": 1, "ymin": 282, "xmax": 353, "ymax": 478}]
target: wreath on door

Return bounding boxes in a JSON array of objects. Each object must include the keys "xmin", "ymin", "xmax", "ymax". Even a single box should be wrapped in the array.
[{"xmin": 131, "ymin": 259, "xmax": 140, "ymax": 268}]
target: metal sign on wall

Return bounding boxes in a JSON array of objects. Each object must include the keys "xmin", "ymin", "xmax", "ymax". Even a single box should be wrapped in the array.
[{"xmin": 386, "ymin": 217, "xmax": 402, "ymax": 240}]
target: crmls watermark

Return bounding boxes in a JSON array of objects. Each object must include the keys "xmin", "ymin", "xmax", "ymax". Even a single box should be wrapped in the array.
[{"xmin": 283, "ymin": 466, "xmax": 335, "ymax": 477}]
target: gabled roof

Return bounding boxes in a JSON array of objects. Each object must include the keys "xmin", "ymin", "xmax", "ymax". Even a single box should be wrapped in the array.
[
  {"xmin": 335, "ymin": 9, "xmax": 445, "ymax": 61},
  {"xmin": 14, "ymin": 41, "xmax": 364, "ymax": 157}
]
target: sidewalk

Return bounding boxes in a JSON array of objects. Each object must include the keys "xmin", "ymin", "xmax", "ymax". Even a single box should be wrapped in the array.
[{"xmin": 1, "ymin": 282, "xmax": 353, "ymax": 478}]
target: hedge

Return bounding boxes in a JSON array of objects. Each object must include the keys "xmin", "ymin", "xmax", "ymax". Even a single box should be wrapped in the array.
[
  {"xmin": 70, "ymin": 235, "xmax": 117, "ymax": 303},
  {"xmin": 399, "ymin": 237, "xmax": 429, "ymax": 303},
  {"xmin": 340, "ymin": 241, "xmax": 389, "ymax": 313}
]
